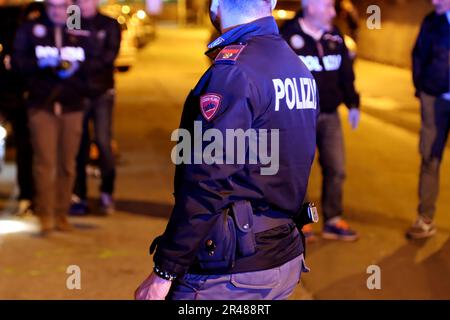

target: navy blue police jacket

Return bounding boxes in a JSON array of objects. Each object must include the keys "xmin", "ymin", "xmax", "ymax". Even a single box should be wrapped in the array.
[
  {"xmin": 280, "ymin": 15, "xmax": 360, "ymax": 113},
  {"xmin": 153, "ymin": 16, "xmax": 319, "ymax": 277}
]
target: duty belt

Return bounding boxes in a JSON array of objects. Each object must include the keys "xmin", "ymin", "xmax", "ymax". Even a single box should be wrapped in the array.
[{"xmin": 232, "ymin": 201, "xmax": 293, "ymax": 234}]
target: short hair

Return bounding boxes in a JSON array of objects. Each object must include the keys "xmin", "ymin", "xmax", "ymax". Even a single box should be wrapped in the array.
[{"xmin": 222, "ymin": 0, "xmax": 272, "ymax": 15}]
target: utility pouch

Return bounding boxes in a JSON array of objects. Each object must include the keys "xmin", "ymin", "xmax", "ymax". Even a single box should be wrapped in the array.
[
  {"xmin": 231, "ymin": 200, "xmax": 257, "ymax": 257},
  {"xmin": 196, "ymin": 209, "xmax": 237, "ymax": 271}
]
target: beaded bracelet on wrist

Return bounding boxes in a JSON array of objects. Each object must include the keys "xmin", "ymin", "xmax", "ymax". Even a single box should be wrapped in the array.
[{"xmin": 153, "ymin": 265, "xmax": 177, "ymax": 281}]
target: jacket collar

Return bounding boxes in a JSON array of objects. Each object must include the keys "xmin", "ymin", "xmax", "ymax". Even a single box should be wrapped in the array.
[{"xmin": 206, "ymin": 16, "xmax": 279, "ymax": 58}]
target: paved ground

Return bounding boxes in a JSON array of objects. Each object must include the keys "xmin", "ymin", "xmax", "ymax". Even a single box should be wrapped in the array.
[{"xmin": 0, "ymin": 26, "xmax": 449, "ymax": 300}]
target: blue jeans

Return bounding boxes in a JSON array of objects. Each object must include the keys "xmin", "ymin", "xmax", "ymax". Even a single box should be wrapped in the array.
[
  {"xmin": 316, "ymin": 112, "xmax": 346, "ymax": 222},
  {"xmin": 74, "ymin": 90, "xmax": 116, "ymax": 199},
  {"xmin": 168, "ymin": 254, "xmax": 308, "ymax": 300}
]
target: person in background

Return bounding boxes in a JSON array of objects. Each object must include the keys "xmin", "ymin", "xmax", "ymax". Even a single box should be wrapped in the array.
[
  {"xmin": 407, "ymin": 0, "xmax": 450, "ymax": 239},
  {"xmin": 280, "ymin": 0, "xmax": 360, "ymax": 242},
  {"xmin": 70, "ymin": 0, "xmax": 121, "ymax": 215},
  {"xmin": 0, "ymin": 2, "xmax": 39, "ymax": 217},
  {"xmin": 13, "ymin": 0, "xmax": 87, "ymax": 235}
]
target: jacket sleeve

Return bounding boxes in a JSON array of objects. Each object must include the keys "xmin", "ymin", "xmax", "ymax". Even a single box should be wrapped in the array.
[
  {"xmin": 86, "ymin": 19, "xmax": 121, "ymax": 71},
  {"xmin": 338, "ymin": 32, "xmax": 360, "ymax": 109},
  {"xmin": 102, "ymin": 19, "xmax": 121, "ymax": 66},
  {"xmin": 412, "ymin": 16, "xmax": 430, "ymax": 97},
  {"xmin": 12, "ymin": 23, "xmax": 39, "ymax": 77},
  {"xmin": 153, "ymin": 65, "xmax": 256, "ymax": 276}
]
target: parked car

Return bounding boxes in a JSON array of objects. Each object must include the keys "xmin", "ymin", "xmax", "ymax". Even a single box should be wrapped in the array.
[
  {"xmin": 100, "ymin": 4, "xmax": 138, "ymax": 72},
  {"xmin": 100, "ymin": 4, "xmax": 156, "ymax": 71},
  {"xmin": 131, "ymin": 9, "xmax": 156, "ymax": 48}
]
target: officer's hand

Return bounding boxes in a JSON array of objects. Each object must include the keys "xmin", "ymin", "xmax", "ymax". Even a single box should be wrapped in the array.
[
  {"xmin": 57, "ymin": 60, "xmax": 80, "ymax": 80},
  {"xmin": 134, "ymin": 272, "xmax": 173, "ymax": 300},
  {"xmin": 37, "ymin": 56, "xmax": 59, "ymax": 69},
  {"xmin": 348, "ymin": 108, "xmax": 360, "ymax": 130}
]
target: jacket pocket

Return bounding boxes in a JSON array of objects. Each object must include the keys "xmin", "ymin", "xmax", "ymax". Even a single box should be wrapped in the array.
[{"xmin": 231, "ymin": 268, "xmax": 281, "ymax": 290}]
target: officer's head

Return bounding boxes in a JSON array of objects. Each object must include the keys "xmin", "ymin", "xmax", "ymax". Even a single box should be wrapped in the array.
[
  {"xmin": 209, "ymin": 0, "xmax": 278, "ymax": 32},
  {"xmin": 76, "ymin": 0, "xmax": 99, "ymax": 19},
  {"xmin": 46, "ymin": 0, "xmax": 72, "ymax": 26},
  {"xmin": 302, "ymin": 0, "xmax": 336, "ymax": 32},
  {"xmin": 432, "ymin": 0, "xmax": 450, "ymax": 15}
]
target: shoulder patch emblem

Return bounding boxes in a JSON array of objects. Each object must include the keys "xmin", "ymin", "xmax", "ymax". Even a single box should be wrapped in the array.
[
  {"xmin": 214, "ymin": 44, "xmax": 247, "ymax": 64},
  {"xmin": 200, "ymin": 94, "xmax": 222, "ymax": 122}
]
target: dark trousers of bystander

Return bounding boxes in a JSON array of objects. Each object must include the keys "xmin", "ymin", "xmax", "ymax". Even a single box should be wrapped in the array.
[
  {"xmin": 316, "ymin": 111, "xmax": 346, "ymax": 222},
  {"xmin": 418, "ymin": 92, "xmax": 450, "ymax": 220},
  {"xmin": 74, "ymin": 90, "xmax": 116, "ymax": 200}
]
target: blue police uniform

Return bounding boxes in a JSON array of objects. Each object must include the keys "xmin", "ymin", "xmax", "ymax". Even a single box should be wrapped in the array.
[{"xmin": 152, "ymin": 16, "xmax": 319, "ymax": 299}]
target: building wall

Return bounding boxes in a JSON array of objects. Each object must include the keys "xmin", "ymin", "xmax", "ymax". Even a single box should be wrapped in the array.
[{"xmin": 354, "ymin": 0, "xmax": 433, "ymax": 69}]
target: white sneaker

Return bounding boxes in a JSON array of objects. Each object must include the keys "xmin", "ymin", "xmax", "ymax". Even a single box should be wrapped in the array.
[{"xmin": 406, "ymin": 216, "xmax": 436, "ymax": 239}]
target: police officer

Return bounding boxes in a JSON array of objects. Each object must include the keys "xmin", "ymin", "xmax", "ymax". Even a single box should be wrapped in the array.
[
  {"xmin": 406, "ymin": 0, "xmax": 450, "ymax": 239},
  {"xmin": 70, "ymin": 0, "xmax": 121, "ymax": 215},
  {"xmin": 280, "ymin": 0, "xmax": 360, "ymax": 242},
  {"xmin": 135, "ymin": 0, "xmax": 319, "ymax": 300},
  {"xmin": 13, "ymin": 0, "xmax": 87, "ymax": 235}
]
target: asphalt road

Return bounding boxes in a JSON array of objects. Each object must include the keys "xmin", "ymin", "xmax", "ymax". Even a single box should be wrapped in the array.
[{"xmin": 0, "ymin": 26, "xmax": 449, "ymax": 300}]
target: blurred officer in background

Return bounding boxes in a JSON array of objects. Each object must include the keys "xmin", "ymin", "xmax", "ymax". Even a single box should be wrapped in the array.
[
  {"xmin": 407, "ymin": 0, "xmax": 450, "ymax": 239},
  {"xmin": 0, "ymin": 4, "xmax": 34, "ymax": 216},
  {"xmin": 280, "ymin": 0, "xmax": 360, "ymax": 242},
  {"xmin": 13, "ymin": 0, "xmax": 87, "ymax": 235},
  {"xmin": 135, "ymin": 0, "xmax": 318, "ymax": 300},
  {"xmin": 70, "ymin": 0, "xmax": 121, "ymax": 215}
]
